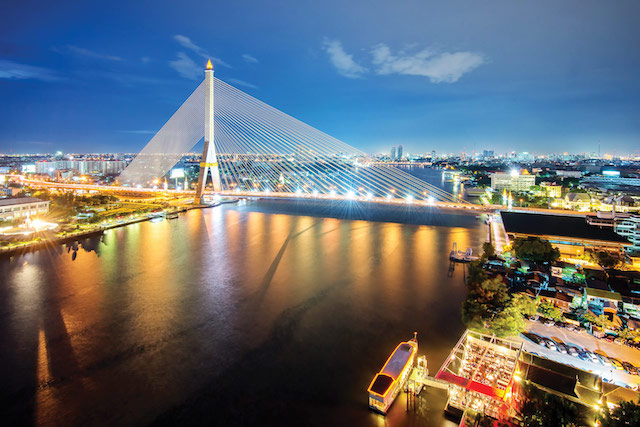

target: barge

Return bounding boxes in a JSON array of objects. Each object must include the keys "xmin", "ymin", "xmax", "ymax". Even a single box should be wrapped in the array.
[{"xmin": 367, "ymin": 332, "xmax": 418, "ymax": 414}]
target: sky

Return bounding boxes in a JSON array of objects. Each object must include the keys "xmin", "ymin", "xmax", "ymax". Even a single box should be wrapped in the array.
[{"xmin": 1, "ymin": 0, "xmax": 639, "ymax": 156}]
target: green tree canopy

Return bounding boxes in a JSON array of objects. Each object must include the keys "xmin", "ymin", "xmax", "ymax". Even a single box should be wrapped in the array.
[
  {"xmin": 538, "ymin": 300, "xmax": 564, "ymax": 321},
  {"xmin": 598, "ymin": 400, "xmax": 640, "ymax": 427},
  {"xmin": 482, "ymin": 242, "xmax": 496, "ymax": 259},
  {"xmin": 585, "ymin": 249, "xmax": 624, "ymax": 269},
  {"xmin": 520, "ymin": 382, "xmax": 586, "ymax": 427},
  {"xmin": 512, "ymin": 236, "xmax": 560, "ymax": 263}
]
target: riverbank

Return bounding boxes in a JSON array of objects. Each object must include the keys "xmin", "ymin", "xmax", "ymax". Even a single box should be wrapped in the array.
[{"xmin": 0, "ymin": 206, "xmax": 199, "ymax": 258}]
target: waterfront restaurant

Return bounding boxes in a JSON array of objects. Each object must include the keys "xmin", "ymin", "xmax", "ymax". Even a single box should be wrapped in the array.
[{"xmin": 436, "ymin": 330, "xmax": 523, "ymax": 421}]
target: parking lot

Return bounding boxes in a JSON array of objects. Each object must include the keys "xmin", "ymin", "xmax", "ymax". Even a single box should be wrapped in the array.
[{"xmin": 519, "ymin": 321, "xmax": 640, "ymax": 389}]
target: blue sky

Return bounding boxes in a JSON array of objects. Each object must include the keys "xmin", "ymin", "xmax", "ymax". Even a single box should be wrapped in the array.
[{"xmin": 1, "ymin": 0, "xmax": 639, "ymax": 155}]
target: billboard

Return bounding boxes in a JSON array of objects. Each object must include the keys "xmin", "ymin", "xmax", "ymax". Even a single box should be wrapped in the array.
[
  {"xmin": 22, "ymin": 164, "xmax": 36, "ymax": 174},
  {"xmin": 170, "ymin": 168, "xmax": 185, "ymax": 179}
]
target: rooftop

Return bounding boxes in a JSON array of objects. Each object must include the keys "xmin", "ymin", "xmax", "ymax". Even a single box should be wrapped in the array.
[
  {"xmin": 501, "ymin": 211, "xmax": 630, "ymax": 244},
  {"xmin": 0, "ymin": 197, "xmax": 45, "ymax": 207}
]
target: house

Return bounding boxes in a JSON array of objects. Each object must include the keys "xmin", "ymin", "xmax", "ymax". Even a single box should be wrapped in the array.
[
  {"xmin": 582, "ymin": 288, "xmax": 622, "ymax": 316},
  {"xmin": 564, "ymin": 193, "xmax": 591, "ymax": 211},
  {"xmin": 538, "ymin": 289, "xmax": 574, "ymax": 312}
]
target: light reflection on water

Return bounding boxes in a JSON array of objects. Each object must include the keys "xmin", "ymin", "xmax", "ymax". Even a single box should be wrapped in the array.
[{"xmin": 0, "ymin": 200, "xmax": 485, "ymax": 426}]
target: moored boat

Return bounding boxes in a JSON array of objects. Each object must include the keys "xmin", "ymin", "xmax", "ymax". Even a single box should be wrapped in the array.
[{"xmin": 367, "ymin": 332, "xmax": 418, "ymax": 414}]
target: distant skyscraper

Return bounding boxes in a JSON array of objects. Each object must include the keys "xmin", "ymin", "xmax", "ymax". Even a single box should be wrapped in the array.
[
  {"xmin": 483, "ymin": 150, "xmax": 494, "ymax": 158},
  {"xmin": 397, "ymin": 145, "xmax": 403, "ymax": 160},
  {"xmin": 431, "ymin": 150, "xmax": 436, "ymax": 160},
  {"xmin": 390, "ymin": 146, "xmax": 396, "ymax": 160}
]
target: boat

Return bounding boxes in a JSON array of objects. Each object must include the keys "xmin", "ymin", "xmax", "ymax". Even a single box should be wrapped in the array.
[
  {"xmin": 367, "ymin": 333, "xmax": 418, "ymax": 414},
  {"xmin": 149, "ymin": 213, "xmax": 164, "ymax": 223}
]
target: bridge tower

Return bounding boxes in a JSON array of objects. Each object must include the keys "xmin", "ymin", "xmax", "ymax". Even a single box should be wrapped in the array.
[{"xmin": 195, "ymin": 59, "xmax": 222, "ymax": 202}]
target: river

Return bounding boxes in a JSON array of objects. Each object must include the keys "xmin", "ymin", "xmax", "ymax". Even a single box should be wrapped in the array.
[{"xmin": 0, "ymin": 198, "xmax": 486, "ymax": 426}]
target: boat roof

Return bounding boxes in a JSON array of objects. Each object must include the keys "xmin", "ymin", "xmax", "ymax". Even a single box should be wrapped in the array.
[
  {"xmin": 381, "ymin": 342, "xmax": 415, "ymax": 379},
  {"xmin": 369, "ymin": 374, "xmax": 394, "ymax": 396}
]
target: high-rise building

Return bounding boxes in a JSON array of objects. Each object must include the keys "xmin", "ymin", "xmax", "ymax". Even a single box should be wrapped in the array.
[
  {"xmin": 483, "ymin": 150, "xmax": 494, "ymax": 159},
  {"xmin": 490, "ymin": 171, "xmax": 536, "ymax": 192},
  {"xmin": 397, "ymin": 145, "xmax": 403, "ymax": 160},
  {"xmin": 431, "ymin": 150, "xmax": 436, "ymax": 160},
  {"xmin": 390, "ymin": 146, "xmax": 396, "ymax": 160}
]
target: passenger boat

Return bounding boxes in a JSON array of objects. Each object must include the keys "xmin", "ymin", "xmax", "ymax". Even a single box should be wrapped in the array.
[{"xmin": 367, "ymin": 332, "xmax": 418, "ymax": 414}]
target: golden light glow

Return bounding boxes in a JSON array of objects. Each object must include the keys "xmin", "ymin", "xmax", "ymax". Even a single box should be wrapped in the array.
[{"xmin": 206, "ymin": 59, "xmax": 213, "ymax": 70}]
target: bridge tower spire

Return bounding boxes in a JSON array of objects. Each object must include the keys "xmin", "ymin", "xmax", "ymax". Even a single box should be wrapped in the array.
[{"xmin": 195, "ymin": 59, "xmax": 222, "ymax": 202}]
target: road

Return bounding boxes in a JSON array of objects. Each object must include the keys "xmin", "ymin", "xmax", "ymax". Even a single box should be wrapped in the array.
[{"xmin": 520, "ymin": 321, "xmax": 640, "ymax": 389}]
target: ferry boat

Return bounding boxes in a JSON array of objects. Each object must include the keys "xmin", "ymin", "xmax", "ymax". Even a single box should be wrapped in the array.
[{"xmin": 367, "ymin": 333, "xmax": 418, "ymax": 414}]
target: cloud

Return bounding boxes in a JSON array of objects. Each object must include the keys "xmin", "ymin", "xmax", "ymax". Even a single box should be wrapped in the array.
[
  {"xmin": 173, "ymin": 34, "xmax": 230, "ymax": 68},
  {"xmin": 140, "ymin": 56, "xmax": 151, "ymax": 64},
  {"xmin": 322, "ymin": 38, "xmax": 367, "ymax": 78},
  {"xmin": 65, "ymin": 45, "xmax": 122, "ymax": 61},
  {"xmin": 0, "ymin": 59, "xmax": 60, "ymax": 81},
  {"xmin": 227, "ymin": 78, "xmax": 257, "ymax": 89},
  {"xmin": 242, "ymin": 54, "xmax": 259, "ymax": 64},
  {"xmin": 371, "ymin": 44, "xmax": 485, "ymax": 83},
  {"xmin": 169, "ymin": 52, "xmax": 201, "ymax": 80}
]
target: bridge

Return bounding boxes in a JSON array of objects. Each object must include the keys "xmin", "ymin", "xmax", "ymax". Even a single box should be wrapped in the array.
[{"xmin": 108, "ymin": 59, "xmax": 475, "ymax": 209}]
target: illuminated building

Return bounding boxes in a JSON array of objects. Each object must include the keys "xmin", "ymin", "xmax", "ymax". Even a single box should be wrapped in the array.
[
  {"xmin": 490, "ymin": 171, "xmax": 535, "ymax": 192},
  {"xmin": 0, "ymin": 197, "xmax": 49, "ymax": 221}
]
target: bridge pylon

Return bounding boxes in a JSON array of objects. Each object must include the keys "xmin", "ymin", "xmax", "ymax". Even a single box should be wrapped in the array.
[{"xmin": 195, "ymin": 59, "xmax": 222, "ymax": 203}]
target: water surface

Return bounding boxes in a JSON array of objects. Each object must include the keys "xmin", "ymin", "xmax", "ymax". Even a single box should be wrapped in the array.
[{"xmin": 0, "ymin": 200, "xmax": 486, "ymax": 426}]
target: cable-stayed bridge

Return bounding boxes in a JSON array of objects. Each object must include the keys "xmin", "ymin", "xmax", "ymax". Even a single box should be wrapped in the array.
[{"xmin": 116, "ymin": 61, "xmax": 474, "ymax": 208}]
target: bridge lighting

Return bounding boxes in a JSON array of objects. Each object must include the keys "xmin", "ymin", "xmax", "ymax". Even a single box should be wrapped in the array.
[
  {"xmin": 386, "ymin": 194, "xmax": 392, "ymax": 201},
  {"xmin": 312, "ymin": 189, "xmax": 319, "ymax": 197},
  {"xmin": 406, "ymin": 195, "xmax": 414, "ymax": 203},
  {"xmin": 346, "ymin": 190, "xmax": 355, "ymax": 199},
  {"xmin": 265, "ymin": 188, "xmax": 271, "ymax": 194},
  {"xmin": 296, "ymin": 188, "xmax": 302, "ymax": 196},
  {"xmin": 428, "ymin": 196, "xmax": 435, "ymax": 205},
  {"xmin": 367, "ymin": 192, "xmax": 373, "ymax": 200},
  {"xmin": 329, "ymin": 189, "xmax": 336, "ymax": 197}
]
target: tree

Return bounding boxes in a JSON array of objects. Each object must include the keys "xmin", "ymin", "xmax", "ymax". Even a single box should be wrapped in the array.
[
  {"xmin": 598, "ymin": 400, "xmax": 640, "ymax": 427},
  {"xmin": 467, "ymin": 261, "xmax": 488, "ymax": 288},
  {"xmin": 538, "ymin": 300, "xmax": 563, "ymax": 321},
  {"xmin": 482, "ymin": 242, "xmax": 495, "ymax": 259},
  {"xmin": 585, "ymin": 249, "xmax": 624, "ymax": 269},
  {"xmin": 519, "ymin": 382, "xmax": 586, "ymax": 427},
  {"xmin": 512, "ymin": 293, "xmax": 537, "ymax": 317},
  {"xmin": 462, "ymin": 276, "xmax": 510, "ymax": 332},
  {"xmin": 512, "ymin": 236, "xmax": 560, "ymax": 263}
]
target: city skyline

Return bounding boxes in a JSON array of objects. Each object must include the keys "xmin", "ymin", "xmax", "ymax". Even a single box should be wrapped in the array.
[{"xmin": 1, "ymin": 1, "xmax": 639, "ymax": 155}]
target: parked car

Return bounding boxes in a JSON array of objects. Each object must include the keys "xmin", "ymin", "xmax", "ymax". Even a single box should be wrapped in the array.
[
  {"xmin": 596, "ymin": 354, "xmax": 612, "ymax": 367},
  {"xmin": 609, "ymin": 358, "xmax": 625, "ymax": 370},
  {"xmin": 577, "ymin": 351, "xmax": 591, "ymax": 362},
  {"xmin": 603, "ymin": 335, "xmax": 615, "ymax": 343},
  {"xmin": 542, "ymin": 338, "xmax": 557, "ymax": 351},
  {"xmin": 567, "ymin": 346, "xmax": 580, "ymax": 357},
  {"xmin": 614, "ymin": 337, "xmax": 626, "ymax": 345},
  {"xmin": 583, "ymin": 350, "xmax": 599, "ymax": 364},
  {"xmin": 523, "ymin": 332, "xmax": 544, "ymax": 345},
  {"xmin": 544, "ymin": 319, "xmax": 556, "ymax": 327},
  {"xmin": 550, "ymin": 338, "xmax": 568, "ymax": 354},
  {"xmin": 622, "ymin": 362, "xmax": 639, "ymax": 376}
]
